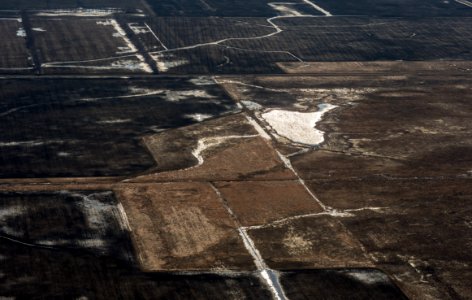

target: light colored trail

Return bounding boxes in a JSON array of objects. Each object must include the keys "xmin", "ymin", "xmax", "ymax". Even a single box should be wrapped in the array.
[
  {"xmin": 0, "ymin": 89, "xmax": 165, "ymax": 117},
  {"xmin": 42, "ymin": 54, "xmax": 140, "ymax": 66},
  {"xmin": 144, "ymin": 22, "xmax": 168, "ymax": 50},
  {"xmin": 214, "ymin": 78, "xmax": 283, "ymax": 92},
  {"xmin": 301, "ymin": 0, "xmax": 332, "ymax": 16},
  {"xmin": 149, "ymin": 14, "xmax": 324, "ymax": 56},
  {"xmin": 0, "ymin": 17, "xmax": 22, "ymax": 21},
  {"xmin": 190, "ymin": 135, "xmax": 259, "ymax": 167},
  {"xmin": 242, "ymin": 207, "xmax": 387, "ymax": 230},
  {"xmin": 0, "ymin": 234, "xmax": 55, "ymax": 249},
  {"xmin": 221, "ymin": 45, "xmax": 303, "ymax": 62},
  {"xmin": 210, "ymin": 184, "xmax": 288, "ymax": 300},
  {"xmin": 455, "ymin": 0, "xmax": 472, "ymax": 7},
  {"xmin": 0, "ymin": 67, "xmax": 33, "ymax": 71}
]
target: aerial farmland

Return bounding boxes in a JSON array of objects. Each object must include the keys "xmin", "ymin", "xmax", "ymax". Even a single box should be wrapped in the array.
[{"xmin": 0, "ymin": 0, "xmax": 471, "ymax": 299}]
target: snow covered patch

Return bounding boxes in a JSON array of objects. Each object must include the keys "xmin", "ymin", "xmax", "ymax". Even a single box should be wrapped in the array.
[
  {"xmin": 35, "ymin": 8, "xmax": 120, "ymax": 17},
  {"xmin": 268, "ymin": 3, "xmax": 302, "ymax": 16},
  {"xmin": 111, "ymin": 55, "xmax": 152, "ymax": 73},
  {"xmin": 128, "ymin": 23, "xmax": 149, "ymax": 34},
  {"xmin": 185, "ymin": 113, "xmax": 213, "ymax": 122},
  {"xmin": 190, "ymin": 135, "xmax": 258, "ymax": 168},
  {"xmin": 261, "ymin": 103, "xmax": 337, "ymax": 146},
  {"xmin": 16, "ymin": 28, "xmax": 26, "ymax": 37},
  {"xmin": 189, "ymin": 76, "xmax": 215, "ymax": 86},
  {"xmin": 0, "ymin": 139, "xmax": 66, "ymax": 147},
  {"xmin": 164, "ymin": 90, "xmax": 216, "ymax": 102},
  {"xmin": 151, "ymin": 53, "xmax": 189, "ymax": 72},
  {"xmin": 32, "ymin": 27, "xmax": 46, "ymax": 32},
  {"xmin": 345, "ymin": 270, "xmax": 391, "ymax": 285},
  {"xmin": 96, "ymin": 19, "xmax": 137, "ymax": 54},
  {"xmin": 45, "ymin": 55, "xmax": 152, "ymax": 73},
  {"xmin": 64, "ymin": 191, "xmax": 130, "ymax": 233},
  {"xmin": 37, "ymin": 238, "xmax": 108, "ymax": 250},
  {"xmin": 242, "ymin": 100, "xmax": 263, "ymax": 110},
  {"xmin": 0, "ymin": 206, "xmax": 26, "ymax": 237},
  {"xmin": 97, "ymin": 118, "xmax": 132, "ymax": 124}
]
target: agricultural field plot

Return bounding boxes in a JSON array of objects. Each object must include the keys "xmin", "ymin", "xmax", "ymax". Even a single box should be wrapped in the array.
[
  {"xmin": 0, "ymin": 17, "xmax": 32, "ymax": 72},
  {"xmin": 146, "ymin": 0, "xmax": 325, "ymax": 17},
  {"xmin": 0, "ymin": 77, "xmax": 238, "ymax": 178},
  {"xmin": 115, "ymin": 182, "xmax": 256, "ymax": 271},
  {"xmin": 309, "ymin": 0, "xmax": 472, "ymax": 17},
  {"xmin": 148, "ymin": 16, "xmax": 472, "ymax": 74},
  {"xmin": 29, "ymin": 16, "xmax": 152, "ymax": 74},
  {"xmin": 218, "ymin": 63, "xmax": 472, "ymax": 299}
]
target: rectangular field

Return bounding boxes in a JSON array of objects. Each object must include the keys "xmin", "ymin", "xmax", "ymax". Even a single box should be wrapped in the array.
[
  {"xmin": 31, "ymin": 17, "xmax": 135, "ymax": 62},
  {"xmin": 28, "ymin": 16, "xmax": 155, "ymax": 73}
]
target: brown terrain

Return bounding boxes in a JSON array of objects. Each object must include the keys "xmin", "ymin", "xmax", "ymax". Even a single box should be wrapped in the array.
[{"xmin": 1, "ymin": 61, "xmax": 470, "ymax": 299}]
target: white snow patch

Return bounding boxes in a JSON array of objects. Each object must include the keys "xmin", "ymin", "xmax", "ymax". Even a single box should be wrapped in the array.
[
  {"xmin": 65, "ymin": 191, "xmax": 129, "ymax": 233},
  {"xmin": 16, "ymin": 28, "xmax": 26, "ymax": 37},
  {"xmin": 189, "ymin": 76, "xmax": 215, "ymax": 86},
  {"xmin": 346, "ymin": 270, "xmax": 391, "ymax": 285},
  {"xmin": 164, "ymin": 90, "xmax": 215, "ymax": 102},
  {"xmin": 191, "ymin": 135, "xmax": 258, "ymax": 167},
  {"xmin": 455, "ymin": 0, "xmax": 472, "ymax": 8},
  {"xmin": 151, "ymin": 53, "xmax": 189, "ymax": 72},
  {"xmin": 114, "ymin": 55, "xmax": 152, "ymax": 72},
  {"xmin": 51, "ymin": 56, "xmax": 152, "ymax": 73},
  {"xmin": 128, "ymin": 23, "xmax": 149, "ymax": 34},
  {"xmin": 38, "ymin": 238, "xmax": 108, "ymax": 250},
  {"xmin": 0, "ymin": 206, "xmax": 26, "ymax": 237},
  {"xmin": 96, "ymin": 19, "xmax": 137, "ymax": 54},
  {"xmin": 32, "ymin": 27, "xmax": 46, "ymax": 32},
  {"xmin": 241, "ymin": 100, "xmax": 263, "ymax": 110},
  {"xmin": 261, "ymin": 103, "xmax": 337, "ymax": 146},
  {"xmin": 268, "ymin": 3, "xmax": 302, "ymax": 16},
  {"xmin": 35, "ymin": 8, "xmax": 120, "ymax": 17},
  {"xmin": 0, "ymin": 139, "xmax": 66, "ymax": 147},
  {"xmin": 184, "ymin": 113, "xmax": 213, "ymax": 122},
  {"xmin": 97, "ymin": 118, "xmax": 132, "ymax": 124},
  {"xmin": 301, "ymin": 0, "xmax": 332, "ymax": 16}
]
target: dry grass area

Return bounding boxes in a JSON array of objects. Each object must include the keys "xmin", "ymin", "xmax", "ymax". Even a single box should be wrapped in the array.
[
  {"xmin": 115, "ymin": 182, "xmax": 254, "ymax": 271},
  {"xmin": 214, "ymin": 181, "xmax": 322, "ymax": 226}
]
